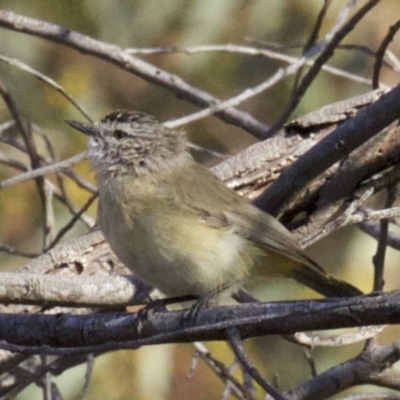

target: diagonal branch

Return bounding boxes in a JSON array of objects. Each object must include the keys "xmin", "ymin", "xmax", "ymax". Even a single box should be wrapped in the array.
[
  {"xmin": 0, "ymin": 10, "xmax": 269, "ymax": 139},
  {"xmin": 255, "ymin": 84, "xmax": 400, "ymax": 215}
]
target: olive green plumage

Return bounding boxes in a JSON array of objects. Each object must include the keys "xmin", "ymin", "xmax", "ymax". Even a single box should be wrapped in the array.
[{"xmin": 68, "ymin": 111, "xmax": 361, "ymax": 299}]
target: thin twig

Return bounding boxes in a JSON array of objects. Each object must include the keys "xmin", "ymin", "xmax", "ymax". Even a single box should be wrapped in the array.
[
  {"xmin": 267, "ymin": 0, "xmax": 379, "ymax": 136},
  {"xmin": 303, "ymin": 0, "xmax": 332, "ymax": 53},
  {"xmin": 43, "ymin": 182, "xmax": 56, "ymax": 247},
  {"xmin": 77, "ymin": 354, "xmax": 94, "ymax": 400},
  {"xmin": 372, "ymin": 20, "xmax": 400, "ymax": 89},
  {"xmin": 127, "ymin": 44, "xmax": 376, "ymax": 87},
  {"xmin": 0, "ymin": 54, "xmax": 92, "ymax": 122},
  {"xmin": 192, "ymin": 342, "xmax": 255, "ymax": 400},
  {"xmin": 227, "ymin": 327, "xmax": 288, "ymax": 400},
  {"xmin": 0, "ymin": 10, "xmax": 269, "ymax": 139},
  {"xmin": 359, "ymin": 221, "xmax": 400, "ymax": 251},
  {"xmin": 372, "ymin": 187, "xmax": 396, "ymax": 291},
  {"xmin": 165, "ymin": 54, "xmax": 311, "ymax": 129},
  {"xmin": 300, "ymin": 186, "xmax": 374, "ymax": 247},
  {"xmin": 303, "ymin": 348, "xmax": 318, "ymax": 378},
  {"xmin": 44, "ymin": 192, "xmax": 98, "ymax": 251},
  {"xmin": 0, "ymin": 78, "xmax": 48, "ymax": 247}
]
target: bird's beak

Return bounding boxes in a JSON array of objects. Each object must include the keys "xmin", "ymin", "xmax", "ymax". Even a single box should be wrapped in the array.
[{"xmin": 67, "ymin": 120, "xmax": 97, "ymax": 137}]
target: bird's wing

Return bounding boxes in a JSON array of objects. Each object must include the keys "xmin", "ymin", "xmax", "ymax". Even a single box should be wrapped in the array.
[
  {"xmin": 171, "ymin": 163, "xmax": 322, "ymax": 270},
  {"xmin": 169, "ymin": 163, "xmax": 362, "ymax": 297}
]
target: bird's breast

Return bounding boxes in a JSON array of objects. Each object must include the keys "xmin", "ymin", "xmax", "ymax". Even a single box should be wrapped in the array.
[{"xmin": 98, "ymin": 187, "xmax": 252, "ymax": 297}]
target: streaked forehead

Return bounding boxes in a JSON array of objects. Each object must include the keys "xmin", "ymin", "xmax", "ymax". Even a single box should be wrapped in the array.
[{"xmin": 101, "ymin": 110, "xmax": 158, "ymax": 125}]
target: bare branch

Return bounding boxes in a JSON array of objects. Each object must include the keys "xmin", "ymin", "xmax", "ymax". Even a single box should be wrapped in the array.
[
  {"xmin": 0, "ymin": 272, "xmax": 150, "ymax": 308},
  {"xmin": 0, "ymin": 54, "xmax": 92, "ymax": 121},
  {"xmin": 359, "ymin": 221, "xmax": 400, "ymax": 250},
  {"xmin": 0, "ymin": 153, "xmax": 87, "ymax": 189},
  {"xmin": 373, "ymin": 20, "xmax": 400, "ymax": 88},
  {"xmin": 0, "ymin": 10, "xmax": 269, "ymax": 139},
  {"xmin": 288, "ymin": 338, "xmax": 400, "ymax": 400},
  {"xmin": 227, "ymin": 327, "xmax": 287, "ymax": 400},
  {"xmin": 0, "ymin": 291, "xmax": 400, "ymax": 355},
  {"xmin": 255, "ymin": 84, "xmax": 400, "ymax": 216},
  {"xmin": 268, "ymin": 0, "xmax": 380, "ymax": 135},
  {"xmin": 127, "ymin": 43, "xmax": 382, "ymax": 88}
]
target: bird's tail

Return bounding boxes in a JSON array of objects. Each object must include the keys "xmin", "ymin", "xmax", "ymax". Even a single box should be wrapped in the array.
[
  {"xmin": 290, "ymin": 260, "xmax": 362, "ymax": 297},
  {"xmin": 259, "ymin": 250, "xmax": 363, "ymax": 297}
]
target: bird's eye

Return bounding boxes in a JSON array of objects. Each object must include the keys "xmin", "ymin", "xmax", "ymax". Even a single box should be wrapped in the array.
[{"xmin": 114, "ymin": 130, "xmax": 128, "ymax": 140}]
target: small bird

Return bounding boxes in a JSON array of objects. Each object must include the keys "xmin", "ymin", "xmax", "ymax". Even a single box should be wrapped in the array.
[{"xmin": 68, "ymin": 111, "xmax": 361, "ymax": 301}]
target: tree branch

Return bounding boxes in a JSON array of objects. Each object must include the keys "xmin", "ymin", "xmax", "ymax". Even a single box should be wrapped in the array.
[
  {"xmin": 255, "ymin": 83, "xmax": 400, "ymax": 215},
  {"xmin": 0, "ymin": 291, "xmax": 399, "ymax": 354},
  {"xmin": 0, "ymin": 10, "xmax": 269, "ymax": 139},
  {"xmin": 0, "ymin": 272, "xmax": 150, "ymax": 307}
]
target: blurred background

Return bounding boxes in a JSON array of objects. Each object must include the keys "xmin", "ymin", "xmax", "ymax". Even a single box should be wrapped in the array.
[{"xmin": 0, "ymin": 1, "xmax": 400, "ymax": 399}]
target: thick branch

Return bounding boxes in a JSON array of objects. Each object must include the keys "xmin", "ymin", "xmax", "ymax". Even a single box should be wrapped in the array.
[
  {"xmin": 288, "ymin": 339, "xmax": 400, "ymax": 400},
  {"xmin": 0, "ymin": 272, "xmax": 150, "ymax": 307},
  {"xmin": 255, "ymin": 84, "xmax": 400, "ymax": 215},
  {"xmin": 0, "ymin": 291, "xmax": 399, "ymax": 354}
]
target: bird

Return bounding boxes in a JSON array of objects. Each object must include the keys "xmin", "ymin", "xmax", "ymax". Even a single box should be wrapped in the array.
[{"xmin": 68, "ymin": 110, "xmax": 362, "ymax": 302}]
